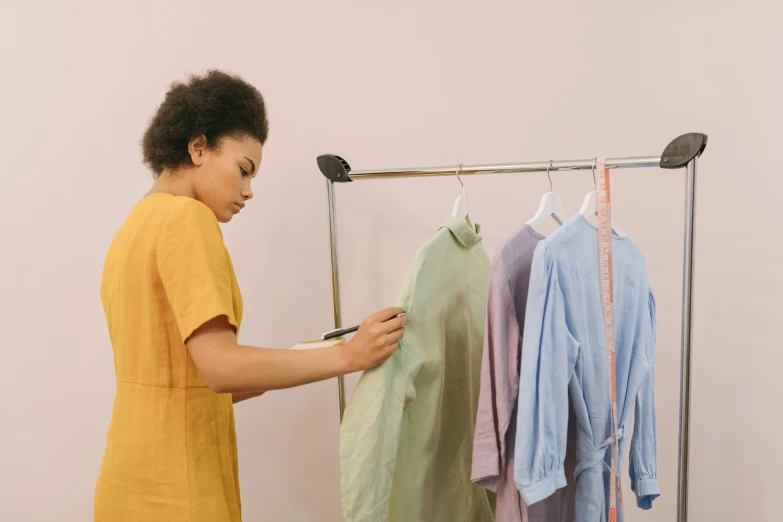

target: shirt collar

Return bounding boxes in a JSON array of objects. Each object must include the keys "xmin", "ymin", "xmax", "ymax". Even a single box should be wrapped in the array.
[{"xmin": 442, "ymin": 216, "xmax": 483, "ymax": 248}]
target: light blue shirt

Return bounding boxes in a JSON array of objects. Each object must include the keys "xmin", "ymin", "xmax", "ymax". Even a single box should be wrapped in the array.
[{"xmin": 514, "ymin": 215, "xmax": 659, "ymax": 522}]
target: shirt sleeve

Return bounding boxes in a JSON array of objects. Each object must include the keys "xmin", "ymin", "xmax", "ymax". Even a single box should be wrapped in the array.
[
  {"xmin": 629, "ymin": 289, "xmax": 660, "ymax": 509},
  {"xmin": 472, "ymin": 264, "xmax": 517, "ymax": 492},
  {"xmin": 514, "ymin": 244, "xmax": 580, "ymax": 505},
  {"xmin": 156, "ymin": 200, "xmax": 238, "ymax": 343},
  {"xmin": 339, "ymin": 264, "xmax": 424, "ymax": 522}
]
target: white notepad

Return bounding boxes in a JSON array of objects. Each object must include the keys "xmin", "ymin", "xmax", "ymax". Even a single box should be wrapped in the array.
[{"xmin": 290, "ymin": 336, "xmax": 346, "ymax": 350}]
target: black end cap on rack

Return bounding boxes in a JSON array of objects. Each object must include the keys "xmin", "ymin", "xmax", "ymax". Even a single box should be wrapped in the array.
[
  {"xmin": 660, "ymin": 133, "xmax": 708, "ymax": 169},
  {"xmin": 317, "ymin": 154, "xmax": 353, "ymax": 182}
]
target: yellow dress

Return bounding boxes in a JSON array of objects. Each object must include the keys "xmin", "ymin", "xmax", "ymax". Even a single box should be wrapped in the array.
[{"xmin": 95, "ymin": 194, "xmax": 244, "ymax": 522}]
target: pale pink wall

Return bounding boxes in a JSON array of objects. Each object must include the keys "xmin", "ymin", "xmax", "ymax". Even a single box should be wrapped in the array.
[{"xmin": 0, "ymin": 2, "xmax": 781, "ymax": 521}]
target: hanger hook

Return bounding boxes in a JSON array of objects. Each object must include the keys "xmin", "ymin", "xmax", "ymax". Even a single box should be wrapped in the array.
[
  {"xmin": 455, "ymin": 164, "xmax": 465, "ymax": 190},
  {"xmin": 591, "ymin": 158, "xmax": 597, "ymax": 185},
  {"xmin": 546, "ymin": 160, "xmax": 554, "ymax": 192}
]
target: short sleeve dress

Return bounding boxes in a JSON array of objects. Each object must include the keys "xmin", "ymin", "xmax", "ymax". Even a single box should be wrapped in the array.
[{"xmin": 94, "ymin": 193, "xmax": 244, "ymax": 522}]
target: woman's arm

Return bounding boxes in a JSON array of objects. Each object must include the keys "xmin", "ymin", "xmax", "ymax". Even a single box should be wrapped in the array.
[
  {"xmin": 186, "ymin": 307, "xmax": 407, "ymax": 395},
  {"xmin": 232, "ymin": 391, "xmax": 265, "ymax": 404}
]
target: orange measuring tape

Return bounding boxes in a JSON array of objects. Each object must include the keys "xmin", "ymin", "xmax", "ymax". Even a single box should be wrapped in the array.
[{"xmin": 595, "ymin": 158, "xmax": 624, "ymax": 521}]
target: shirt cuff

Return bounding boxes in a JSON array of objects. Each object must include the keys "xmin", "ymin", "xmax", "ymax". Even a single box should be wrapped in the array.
[
  {"xmin": 634, "ymin": 477, "xmax": 660, "ymax": 510},
  {"xmin": 518, "ymin": 467, "xmax": 566, "ymax": 506},
  {"xmin": 473, "ymin": 475, "xmax": 500, "ymax": 493},
  {"xmin": 471, "ymin": 455, "xmax": 501, "ymax": 492}
]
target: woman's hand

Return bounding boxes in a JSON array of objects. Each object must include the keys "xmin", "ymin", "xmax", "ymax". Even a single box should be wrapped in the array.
[{"xmin": 340, "ymin": 307, "xmax": 407, "ymax": 372}]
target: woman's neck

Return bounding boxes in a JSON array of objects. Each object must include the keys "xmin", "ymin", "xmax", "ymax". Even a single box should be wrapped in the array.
[{"xmin": 147, "ymin": 168, "xmax": 195, "ymax": 198}]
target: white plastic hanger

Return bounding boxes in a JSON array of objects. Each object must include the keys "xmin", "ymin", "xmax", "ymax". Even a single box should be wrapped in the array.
[
  {"xmin": 526, "ymin": 160, "xmax": 568, "ymax": 229},
  {"xmin": 579, "ymin": 159, "xmax": 626, "ymax": 237},
  {"xmin": 451, "ymin": 164, "xmax": 471, "ymax": 224}
]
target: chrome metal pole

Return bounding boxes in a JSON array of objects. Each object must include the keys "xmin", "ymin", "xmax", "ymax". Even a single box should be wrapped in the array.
[
  {"xmin": 326, "ymin": 179, "xmax": 347, "ymax": 421},
  {"xmin": 344, "ymin": 156, "xmax": 661, "ymax": 181},
  {"xmin": 677, "ymin": 158, "xmax": 697, "ymax": 522}
]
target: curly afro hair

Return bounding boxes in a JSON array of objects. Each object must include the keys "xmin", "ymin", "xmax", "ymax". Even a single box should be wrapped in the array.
[{"xmin": 142, "ymin": 70, "xmax": 269, "ymax": 177}]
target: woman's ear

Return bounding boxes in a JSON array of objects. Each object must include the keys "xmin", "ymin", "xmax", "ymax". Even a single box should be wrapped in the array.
[{"xmin": 188, "ymin": 135, "xmax": 208, "ymax": 166}]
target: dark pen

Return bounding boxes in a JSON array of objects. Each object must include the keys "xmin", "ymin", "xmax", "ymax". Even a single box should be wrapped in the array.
[{"xmin": 320, "ymin": 313, "xmax": 406, "ymax": 341}]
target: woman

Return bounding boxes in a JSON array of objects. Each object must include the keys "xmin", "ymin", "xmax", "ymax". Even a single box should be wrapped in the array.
[{"xmin": 94, "ymin": 70, "xmax": 406, "ymax": 522}]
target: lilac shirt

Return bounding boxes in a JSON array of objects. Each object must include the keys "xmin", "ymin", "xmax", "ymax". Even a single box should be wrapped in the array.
[{"xmin": 472, "ymin": 225, "xmax": 577, "ymax": 522}]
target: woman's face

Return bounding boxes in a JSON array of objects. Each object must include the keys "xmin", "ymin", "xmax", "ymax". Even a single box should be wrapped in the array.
[{"xmin": 189, "ymin": 134, "xmax": 263, "ymax": 223}]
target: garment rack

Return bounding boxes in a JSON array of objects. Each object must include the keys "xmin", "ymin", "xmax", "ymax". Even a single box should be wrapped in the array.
[{"xmin": 316, "ymin": 132, "xmax": 707, "ymax": 522}]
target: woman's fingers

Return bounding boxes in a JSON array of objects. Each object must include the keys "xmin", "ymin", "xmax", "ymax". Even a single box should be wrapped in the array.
[
  {"xmin": 384, "ymin": 327, "xmax": 406, "ymax": 345},
  {"xmin": 379, "ymin": 314, "xmax": 408, "ymax": 334},
  {"xmin": 369, "ymin": 306, "xmax": 406, "ymax": 323},
  {"xmin": 347, "ymin": 306, "xmax": 408, "ymax": 370},
  {"xmin": 386, "ymin": 342, "xmax": 400, "ymax": 356}
]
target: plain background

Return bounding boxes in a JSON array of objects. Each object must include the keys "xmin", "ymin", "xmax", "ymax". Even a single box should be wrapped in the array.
[{"xmin": 1, "ymin": 1, "xmax": 780, "ymax": 521}]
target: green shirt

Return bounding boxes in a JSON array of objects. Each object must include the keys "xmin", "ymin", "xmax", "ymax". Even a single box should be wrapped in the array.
[{"xmin": 340, "ymin": 217, "xmax": 494, "ymax": 522}]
